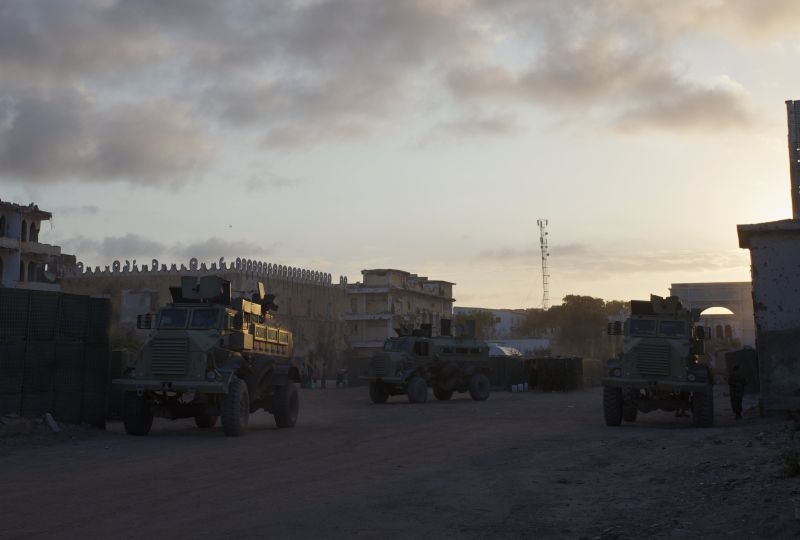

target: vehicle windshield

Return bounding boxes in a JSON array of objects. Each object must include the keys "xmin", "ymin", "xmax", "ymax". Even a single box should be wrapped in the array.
[
  {"xmin": 158, "ymin": 308, "xmax": 188, "ymax": 329},
  {"xmin": 659, "ymin": 320, "xmax": 686, "ymax": 337},
  {"xmin": 629, "ymin": 319, "xmax": 656, "ymax": 337},
  {"xmin": 383, "ymin": 339, "xmax": 410, "ymax": 352},
  {"xmin": 190, "ymin": 308, "xmax": 220, "ymax": 328}
]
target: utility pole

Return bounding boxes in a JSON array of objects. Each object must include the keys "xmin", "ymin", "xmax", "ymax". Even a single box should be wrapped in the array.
[{"xmin": 537, "ymin": 219, "xmax": 550, "ymax": 310}]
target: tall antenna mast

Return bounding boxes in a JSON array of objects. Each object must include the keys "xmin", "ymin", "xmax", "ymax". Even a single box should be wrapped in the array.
[{"xmin": 537, "ymin": 219, "xmax": 550, "ymax": 310}]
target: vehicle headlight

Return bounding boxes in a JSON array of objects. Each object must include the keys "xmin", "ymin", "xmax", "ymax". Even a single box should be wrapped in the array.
[
  {"xmin": 687, "ymin": 373, "xmax": 696, "ymax": 382},
  {"xmin": 206, "ymin": 370, "xmax": 217, "ymax": 381}
]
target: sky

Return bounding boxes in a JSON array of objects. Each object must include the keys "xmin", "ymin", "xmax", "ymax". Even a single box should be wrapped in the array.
[{"xmin": 2, "ymin": 0, "xmax": 799, "ymax": 309}]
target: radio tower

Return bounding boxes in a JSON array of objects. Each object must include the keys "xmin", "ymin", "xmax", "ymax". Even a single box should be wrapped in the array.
[{"xmin": 537, "ymin": 219, "xmax": 550, "ymax": 310}]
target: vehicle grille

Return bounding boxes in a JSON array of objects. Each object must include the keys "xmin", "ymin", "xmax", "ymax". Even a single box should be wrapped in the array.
[
  {"xmin": 151, "ymin": 338, "xmax": 188, "ymax": 376},
  {"xmin": 635, "ymin": 342, "xmax": 671, "ymax": 378},
  {"xmin": 372, "ymin": 355, "xmax": 391, "ymax": 377}
]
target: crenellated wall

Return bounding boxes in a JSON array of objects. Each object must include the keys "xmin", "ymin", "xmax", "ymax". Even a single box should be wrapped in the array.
[{"xmin": 61, "ymin": 257, "xmax": 351, "ymax": 378}]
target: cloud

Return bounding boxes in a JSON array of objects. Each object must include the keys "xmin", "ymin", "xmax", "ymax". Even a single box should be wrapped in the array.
[
  {"xmin": 62, "ymin": 233, "xmax": 274, "ymax": 265},
  {"xmin": 0, "ymin": 87, "xmax": 213, "ymax": 185},
  {"xmin": 53, "ymin": 205, "xmax": 100, "ymax": 216},
  {"xmin": 172, "ymin": 237, "xmax": 273, "ymax": 260},
  {"xmin": 246, "ymin": 172, "xmax": 304, "ymax": 192},
  {"xmin": 436, "ymin": 113, "xmax": 523, "ymax": 138},
  {"xmin": 0, "ymin": 0, "xmax": 795, "ymax": 186}
]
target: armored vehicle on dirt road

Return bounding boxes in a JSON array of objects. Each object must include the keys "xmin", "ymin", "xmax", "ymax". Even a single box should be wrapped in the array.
[
  {"xmin": 603, "ymin": 295, "xmax": 713, "ymax": 427},
  {"xmin": 363, "ymin": 323, "xmax": 492, "ymax": 404},
  {"xmin": 114, "ymin": 275, "xmax": 300, "ymax": 436}
]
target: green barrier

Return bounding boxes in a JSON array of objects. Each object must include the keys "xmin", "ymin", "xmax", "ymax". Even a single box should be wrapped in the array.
[{"xmin": 0, "ymin": 289, "xmax": 29, "ymax": 340}]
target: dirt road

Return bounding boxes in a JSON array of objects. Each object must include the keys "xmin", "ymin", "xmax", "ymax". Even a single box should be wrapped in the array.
[{"xmin": 1, "ymin": 386, "xmax": 798, "ymax": 539}]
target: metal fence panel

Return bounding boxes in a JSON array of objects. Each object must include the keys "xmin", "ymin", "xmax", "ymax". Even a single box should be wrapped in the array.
[
  {"xmin": 27, "ymin": 291, "xmax": 60, "ymax": 340},
  {"xmin": 0, "ymin": 289, "xmax": 29, "ymax": 340},
  {"xmin": 57, "ymin": 294, "xmax": 89, "ymax": 340}
]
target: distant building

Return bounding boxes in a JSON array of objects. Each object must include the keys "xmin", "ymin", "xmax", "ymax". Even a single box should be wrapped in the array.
[
  {"xmin": 0, "ymin": 200, "xmax": 75, "ymax": 291},
  {"xmin": 453, "ymin": 306, "xmax": 527, "ymax": 339},
  {"xmin": 345, "ymin": 269, "xmax": 455, "ymax": 356},
  {"xmin": 669, "ymin": 282, "xmax": 755, "ymax": 348}
]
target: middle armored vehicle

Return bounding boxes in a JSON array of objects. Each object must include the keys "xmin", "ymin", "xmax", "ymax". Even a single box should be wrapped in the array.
[{"xmin": 363, "ymin": 323, "xmax": 492, "ymax": 404}]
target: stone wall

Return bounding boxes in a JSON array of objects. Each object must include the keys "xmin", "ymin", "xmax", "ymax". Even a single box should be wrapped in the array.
[{"xmin": 61, "ymin": 257, "xmax": 350, "ymax": 377}]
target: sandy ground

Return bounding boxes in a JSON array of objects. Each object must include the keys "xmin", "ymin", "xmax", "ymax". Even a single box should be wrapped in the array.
[{"xmin": 1, "ymin": 386, "xmax": 798, "ymax": 539}]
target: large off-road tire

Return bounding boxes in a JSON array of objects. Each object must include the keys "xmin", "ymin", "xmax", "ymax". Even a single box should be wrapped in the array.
[
  {"xmin": 407, "ymin": 376, "xmax": 428, "ymax": 404},
  {"xmin": 123, "ymin": 391, "xmax": 154, "ymax": 436},
  {"xmin": 273, "ymin": 382, "xmax": 299, "ymax": 428},
  {"xmin": 692, "ymin": 387, "xmax": 714, "ymax": 428},
  {"xmin": 468, "ymin": 372, "xmax": 491, "ymax": 401},
  {"xmin": 221, "ymin": 377, "xmax": 250, "ymax": 437},
  {"xmin": 369, "ymin": 382, "xmax": 389, "ymax": 404},
  {"xmin": 603, "ymin": 386, "xmax": 623, "ymax": 426},
  {"xmin": 622, "ymin": 401, "xmax": 638, "ymax": 423},
  {"xmin": 433, "ymin": 386, "xmax": 453, "ymax": 401},
  {"xmin": 194, "ymin": 414, "xmax": 218, "ymax": 429}
]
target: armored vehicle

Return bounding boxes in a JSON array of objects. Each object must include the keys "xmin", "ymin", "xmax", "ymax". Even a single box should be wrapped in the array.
[
  {"xmin": 114, "ymin": 275, "xmax": 300, "ymax": 436},
  {"xmin": 603, "ymin": 295, "xmax": 713, "ymax": 427},
  {"xmin": 363, "ymin": 323, "xmax": 492, "ymax": 404}
]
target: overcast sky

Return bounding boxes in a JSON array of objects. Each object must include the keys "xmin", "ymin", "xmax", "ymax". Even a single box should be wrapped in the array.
[{"xmin": 2, "ymin": 0, "xmax": 798, "ymax": 308}]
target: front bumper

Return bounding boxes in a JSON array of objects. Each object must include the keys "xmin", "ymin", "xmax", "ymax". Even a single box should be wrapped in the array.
[
  {"xmin": 602, "ymin": 376, "xmax": 710, "ymax": 392},
  {"xmin": 112, "ymin": 378, "xmax": 230, "ymax": 394}
]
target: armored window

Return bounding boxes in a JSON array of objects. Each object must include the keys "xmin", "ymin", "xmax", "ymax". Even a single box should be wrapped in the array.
[
  {"xmin": 158, "ymin": 308, "xmax": 188, "ymax": 328},
  {"xmin": 442, "ymin": 347, "xmax": 453, "ymax": 354},
  {"xmin": 413, "ymin": 341, "xmax": 429, "ymax": 356},
  {"xmin": 658, "ymin": 320, "xmax": 685, "ymax": 337},
  {"xmin": 629, "ymin": 319, "xmax": 656, "ymax": 337},
  {"xmin": 189, "ymin": 308, "xmax": 219, "ymax": 328},
  {"xmin": 455, "ymin": 347, "xmax": 468, "ymax": 354},
  {"xmin": 469, "ymin": 348, "xmax": 481, "ymax": 354}
]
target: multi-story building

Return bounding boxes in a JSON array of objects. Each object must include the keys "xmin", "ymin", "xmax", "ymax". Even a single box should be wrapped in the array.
[
  {"xmin": 345, "ymin": 269, "xmax": 455, "ymax": 356},
  {"xmin": 453, "ymin": 306, "xmax": 527, "ymax": 339},
  {"xmin": 0, "ymin": 200, "xmax": 75, "ymax": 291}
]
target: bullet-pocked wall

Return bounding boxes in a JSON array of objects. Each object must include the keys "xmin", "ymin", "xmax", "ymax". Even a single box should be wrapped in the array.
[
  {"xmin": 61, "ymin": 257, "xmax": 350, "ymax": 378},
  {"xmin": 738, "ymin": 219, "xmax": 800, "ymax": 412}
]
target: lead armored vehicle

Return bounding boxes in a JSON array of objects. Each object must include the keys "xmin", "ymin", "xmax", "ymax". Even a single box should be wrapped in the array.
[
  {"xmin": 114, "ymin": 275, "xmax": 300, "ymax": 436},
  {"xmin": 363, "ymin": 322, "xmax": 492, "ymax": 404},
  {"xmin": 603, "ymin": 295, "xmax": 713, "ymax": 427}
]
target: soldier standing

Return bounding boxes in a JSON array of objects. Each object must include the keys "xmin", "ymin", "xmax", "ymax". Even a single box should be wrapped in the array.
[{"xmin": 727, "ymin": 364, "xmax": 746, "ymax": 420}]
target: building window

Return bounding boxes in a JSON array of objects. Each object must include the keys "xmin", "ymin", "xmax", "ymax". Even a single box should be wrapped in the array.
[
  {"xmin": 0, "ymin": 255, "xmax": 3, "ymax": 281},
  {"xmin": 0, "ymin": 215, "xmax": 5, "ymax": 237},
  {"xmin": 27, "ymin": 261, "xmax": 36, "ymax": 281},
  {"xmin": 29, "ymin": 222, "xmax": 38, "ymax": 242},
  {"xmin": 350, "ymin": 297, "xmax": 357, "ymax": 313},
  {"xmin": 21, "ymin": 220, "xmax": 27, "ymax": 241},
  {"xmin": 19, "ymin": 261, "xmax": 24, "ymax": 281}
]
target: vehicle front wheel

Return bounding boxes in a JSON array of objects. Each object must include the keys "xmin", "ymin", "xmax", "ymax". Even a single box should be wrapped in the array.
[
  {"xmin": 273, "ymin": 382, "xmax": 299, "ymax": 428},
  {"xmin": 468, "ymin": 373, "xmax": 491, "ymax": 401},
  {"xmin": 123, "ymin": 392, "xmax": 154, "ymax": 436},
  {"xmin": 433, "ymin": 387, "xmax": 453, "ymax": 401},
  {"xmin": 603, "ymin": 386, "xmax": 623, "ymax": 426},
  {"xmin": 407, "ymin": 376, "xmax": 428, "ymax": 404},
  {"xmin": 221, "ymin": 377, "xmax": 250, "ymax": 437},
  {"xmin": 369, "ymin": 382, "xmax": 389, "ymax": 404}
]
